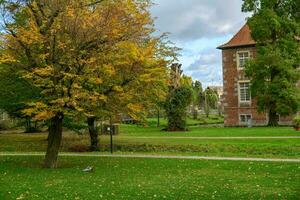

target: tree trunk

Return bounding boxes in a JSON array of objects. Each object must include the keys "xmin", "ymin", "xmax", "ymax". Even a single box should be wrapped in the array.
[
  {"xmin": 87, "ymin": 117, "xmax": 99, "ymax": 151},
  {"xmin": 25, "ymin": 118, "xmax": 30, "ymax": 133},
  {"xmin": 44, "ymin": 113, "xmax": 63, "ymax": 168},
  {"xmin": 268, "ymin": 107, "xmax": 279, "ymax": 127}
]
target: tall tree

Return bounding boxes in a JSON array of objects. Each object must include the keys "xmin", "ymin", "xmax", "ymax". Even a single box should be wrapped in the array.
[
  {"xmin": 164, "ymin": 64, "xmax": 193, "ymax": 131},
  {"xmin": 0, "ymin": 0, "xmax": 175, "ymax": 167},
  {"xmin": 68, "ymin": 1, "xmax": 174, "ymax": 151},
  {"xmin": 191, "ymin": 80, "xmax": 203, "ymax": 119},
  {"xmin": 0, "ymin": 0, "xmax": 99, "ymax": 168},
  {"xmin": 242, "ymin": 0, "xmax": 300, "ymax": 126},
  {"xmin": 203, "ymin": 87, "xmax": 219, "ymax": 118},
  {"xmin": 79, "ymin": 38, "xmax": 171, "ymax": 150}
]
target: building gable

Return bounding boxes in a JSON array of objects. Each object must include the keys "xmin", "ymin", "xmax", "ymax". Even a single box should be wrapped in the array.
[{"xmin": 217, "ymin": 24, "xmax": 256, "ymax": 50}]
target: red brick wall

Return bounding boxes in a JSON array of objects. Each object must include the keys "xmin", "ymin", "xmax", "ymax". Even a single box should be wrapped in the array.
[
  {"xmin": 222, "ymin": 46, "xmax": 298, "ymax": 126},
  {"xmin": 222, "ymin": 46, "xmax": 268, "ymax": 126}
]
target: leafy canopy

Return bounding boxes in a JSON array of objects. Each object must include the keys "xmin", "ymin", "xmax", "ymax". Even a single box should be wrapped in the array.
[
  {"xmin": 242, "ymin": 0, "xmax": 300, "ymax": 125},
  {"xmin": 0, "ymin": 0, "xmax": 176, "ymax": 122}
]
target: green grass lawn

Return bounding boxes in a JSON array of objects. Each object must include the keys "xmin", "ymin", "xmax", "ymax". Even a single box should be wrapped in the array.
[
  {"xmin": 122, "ymin": 124, "xmax": 299, "ymax": 137},
  {"xmin": 147, "ymin": 115, "xmax": 224, "ymax": 127},
  {"xmin": 0, "ymin": 123, "xmax": 299, "ymax": 199},
  {"xmin": 0, "ymin": 156, "xmax": 299, "ymax": 200},
  {"xmin": 0, "ymin": 125, "xmax": 300, "ymax": 158}
]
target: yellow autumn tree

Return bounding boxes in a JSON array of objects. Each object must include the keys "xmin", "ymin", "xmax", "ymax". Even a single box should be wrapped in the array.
[
  {"xmin": 81, "ymin": 39, "xmax": 172, "ymax": 150},
  {"xmin": 0, "ymin": 0, "xmax": 177, "ymax": 167},
  {"xmin": 66, "ymin": 0, "xmax": 177, "ymax": 151}
]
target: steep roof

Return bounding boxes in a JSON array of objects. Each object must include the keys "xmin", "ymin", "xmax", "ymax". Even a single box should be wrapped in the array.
[{"xmin": 217, "ymin": 24, "xmax": 256, "ymax": 50}]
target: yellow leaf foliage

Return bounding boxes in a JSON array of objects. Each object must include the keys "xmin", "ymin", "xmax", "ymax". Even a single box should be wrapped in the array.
[{"xmin": 1, "ymin": 0, "xmax": 177, "ymax": 121}]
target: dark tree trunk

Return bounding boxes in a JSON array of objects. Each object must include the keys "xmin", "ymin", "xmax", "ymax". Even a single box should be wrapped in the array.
[
  {"xmin": 44, "ymin": 113, "xmax": 63, "ymax": 168},
  {"xmin": 28, "ymin": 119, "xmax": 31, "ymax": 130},
  {"xmin": 87, "ymin": 117, "xmax": 99, "ymax": 151},
  {"xmin": 25, "ymin": 118, "xmax": 31, "ymax": 133},
  {"xmin": 268, "ymin": 107, "xmax": 279, "ymax": 127}
]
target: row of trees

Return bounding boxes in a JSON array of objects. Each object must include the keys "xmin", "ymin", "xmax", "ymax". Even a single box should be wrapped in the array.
[
  {"xmin": 0, "ymin": 0, "xmax": 219, "ymax": 167},
  {"xmin": 163, "ymin": 63, "xmax": 220, "ymax": 131},
  {"xmin": 0, "ymin": 0, "xmax": 177, "ymax": 168},
  {"xmin": 192, "ymin": 84, "xmax": 220, "ymax": 119},
  {"xmin": 1, "ymin": 0, "xmax": 297, "ymax": 168}
]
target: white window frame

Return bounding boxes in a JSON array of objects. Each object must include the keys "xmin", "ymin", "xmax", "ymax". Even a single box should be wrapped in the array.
[
  {"xmin": 238, "ymin": 80, "xmax": 251, "ymax": 104},
  {"xmin": 239, "ymin": 114, "xmax": 252, "ymax": 124},
  {"xmin": 237, "ymin": 51, "xmax": 250, "ymax": 69}
]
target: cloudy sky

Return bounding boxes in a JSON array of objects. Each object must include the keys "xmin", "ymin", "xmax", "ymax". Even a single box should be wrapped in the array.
[{"xmin": 151, "ymin": 0, "xmax": 251, "ymax": 87}]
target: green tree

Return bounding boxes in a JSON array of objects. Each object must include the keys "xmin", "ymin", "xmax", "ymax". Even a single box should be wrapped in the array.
[
  {"xmin": 164, "ymin": 64, "xmax": 193, "ymax": 131},
  {"xmin": 203, "ymin": 87, "xmax": 219, "ymax": 118},
  {"xmin": 242, "ymin": 0, "xmax": 300, "ymax": 126},
  {"xmin": 191, "ymin": 80, "xmax": 203, "ymax": 119},
  {"xmin": 164, "ymin": 86, "xmax": 193, "ymax": 131}
]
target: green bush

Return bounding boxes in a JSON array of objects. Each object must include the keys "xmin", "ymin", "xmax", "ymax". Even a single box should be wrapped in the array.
[
  {"xmin": 164, "ymin": 86, "xmax": 193, "ymax": 131},
  {"xmin": 293, "ymin": 116, "xmax": 300, "ymax": 127}
]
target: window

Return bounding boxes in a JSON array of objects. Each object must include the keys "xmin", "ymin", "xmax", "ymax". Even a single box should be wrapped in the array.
[
  {"xmin": 240, "ymin": 114, "xmax": 252, "ymax": 123},
  {"xmin": 239, "ymin": 82, "xmax": 251, "ymax": 102},
  {"xmin": 237, "ymin": 51, "xmax": 250, "ymax": 68}
]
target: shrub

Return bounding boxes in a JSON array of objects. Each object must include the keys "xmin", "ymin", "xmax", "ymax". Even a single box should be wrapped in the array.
[
  {"xmin": 164, "ymin": 86, "xmax": 193, "ymax": 131},
  {"xmin": 69, "ymin": 145, "xmax": 90, "ymax": 152},
  {"xmin": 293, "ymin": 116, "xmax": 300, "ymax": 127}
]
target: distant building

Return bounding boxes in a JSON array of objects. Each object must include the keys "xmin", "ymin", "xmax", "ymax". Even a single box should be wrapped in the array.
[{"xmin": 217, "ymin": 24, "xmax": 297, "ymax": 126}]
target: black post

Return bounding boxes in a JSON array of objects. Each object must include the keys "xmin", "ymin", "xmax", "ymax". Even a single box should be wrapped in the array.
[{"xmin": 110, "ymin": 118, "xmax": 113, "ymax": 154}]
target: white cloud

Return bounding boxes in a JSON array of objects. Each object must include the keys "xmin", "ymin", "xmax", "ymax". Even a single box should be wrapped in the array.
[
  {"xmin": 152, "ymin": 0, "xmax": 249, "ymax": 42},
  {"xmin": 151, "ymin": 0, "xmax": 251, "ymax": 87}
]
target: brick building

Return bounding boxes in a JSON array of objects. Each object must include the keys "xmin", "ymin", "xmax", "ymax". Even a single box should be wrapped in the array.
[{"xmin": 217, "ymin": 24, "xmax": 295, "ymax": 126}]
